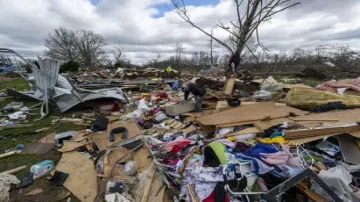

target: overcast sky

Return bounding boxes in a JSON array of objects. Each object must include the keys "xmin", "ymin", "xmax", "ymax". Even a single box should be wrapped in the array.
[{"xmin": 1, "ymin": 0, "xmax": 360, "ymax": 64}]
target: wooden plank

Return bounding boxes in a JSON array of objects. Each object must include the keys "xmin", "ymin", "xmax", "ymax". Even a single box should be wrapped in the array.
[
  {"xmin": 141, "ymin": 164, "xmax": 156, "ymax": 202},
  {"xmin": 0, "ymin": 151, "xmax": 19, "ymax": 159},
  {"xmin": 290, "ymin": 133, "xmax": 338, "ymax": 144},
  {"xmin": 223, "ymin": 77, "xmax": 235, "ymax": 95},
  {"xmin": 296, "ymin": 181, "xmax": 326, "ymax": 202},
  {"xmin": 151, "ymin": 186, "xmax": 166, "ymax": 202},
  {"xmin": 289, "ymin": 117, "xmax": 339, "ymax": 122},
  {"xmin": 91, "ymin": 119, "xmax": 141, "ymax": 151},
  {"xmin": 51, "ymin": 151, "xmax": 97, "ymax": 202},
  {"xmin": 1, "ymin": 166, "xmax": 27, "ymax": 174},
  {"xmin": 295, "ymin": 108, "xmax": 360, "ymax": 123},
  {"xmin": 198, "ymin": 102, "xmax": 305, "ymax": 126},
  {"xmin": 290, "ymin": 131, "xmax": 360, "ymax": 144},
  {"xmin": 286, "ymin": 124, "xmax": 360, "ymax": 139},
  {"xmin": 0, "ymin": 124, "xmax": 33, "ymax": 129}
]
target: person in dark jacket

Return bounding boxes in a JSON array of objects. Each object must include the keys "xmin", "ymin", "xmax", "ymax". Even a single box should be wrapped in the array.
[
  {"xmin": 182, "ymin": 82, "xmax": 206, "ymax": 112},
  {"xmin": 227, "ymin": 49, "xmax": 240, "ymax": 77}
]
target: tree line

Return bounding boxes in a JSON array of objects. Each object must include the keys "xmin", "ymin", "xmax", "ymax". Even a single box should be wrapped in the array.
[{"xmin": 44, "ymin": 27, "xmax": 125, "ymax": 71}]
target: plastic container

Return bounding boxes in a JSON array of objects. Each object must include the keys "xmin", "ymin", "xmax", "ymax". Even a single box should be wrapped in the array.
[
  {"xmin": 30, "ymin": 160, "xmax": 55, "ymax": 177},
  {"xmin": 55, "ymin": 131, "xmax": 77, "ymax": 146}
]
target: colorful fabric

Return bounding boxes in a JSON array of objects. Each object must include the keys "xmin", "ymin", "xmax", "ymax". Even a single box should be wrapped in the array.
[
  {"xmin": 260, "ymin": 143, "xmax": 301, "ymax": 167},
  {"xmin": 260, "ymin": 136, "xmax": 287, "ymax": 144},
  {"xmin": 208, "ymin": 142, "xmax": 228, "ymax": 165},
  {"xmin": 243, "ymin": 143, "xmax": 279, "ymax": 159}
]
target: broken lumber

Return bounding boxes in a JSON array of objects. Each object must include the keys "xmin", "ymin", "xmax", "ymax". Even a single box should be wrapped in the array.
[
  {"xmin": 1, "ymin": 166, "xmax": 27, "ymax": 174},
  {"xmin": 141, "ymin": 163, "xmax": 156, "ymax": 202},
  {"xmin": 286, "ymin": 124, "xmax": 360, "ymax": 139},
  {"xmin": 223, "ymin": 77, "xmax": 235, "ymax": 95},
  {"xmin": 0, "ymin": 124, "xmax": 33, "ymax": 129},
  {"xmin": 0, "ymin": 151, "xmax": 20, "ymax": 159},
  {"xmin": 288, "ymin": 117, "xmax": 339, "ymax": 122}
]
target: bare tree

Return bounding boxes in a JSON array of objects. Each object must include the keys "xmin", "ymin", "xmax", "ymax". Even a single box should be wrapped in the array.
[
  {"xmin": 175, "ymin": 42, "xmax": 183, "ymax": 68},
  {"xmin": 112, "ymin": 42, "xmax": 123, "ymax": 63},
  {"xmin": 191, "ymin": 51, "xmax": 200, "ymax": 66},
  {"xmin": 169, "ymin": 0, "xmax": 300, "ymax": 67},
  {"xmin": 74, "ymin": 30, "xmax": 106, "ymax": 69},
  {"xmin": 44, "ymin": 27, "xmax": 78, "ymax": 61},
  {"xmin": 199, "ymin": 51, "xmax": 209, "ymax": 66}
]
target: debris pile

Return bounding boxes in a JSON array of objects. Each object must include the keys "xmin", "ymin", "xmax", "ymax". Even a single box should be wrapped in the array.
[{"xmin": 2, "ymin": 54, "xmax": 360, "ymax": 202}]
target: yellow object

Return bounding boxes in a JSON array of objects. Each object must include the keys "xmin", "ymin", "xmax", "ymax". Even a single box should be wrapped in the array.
[
  {"xmin": 285, "ymin": 87, "xmax": 360, "ymax": 109},
  {"xmin": 356, "ymin": 139, "xmax": 360, "ymax": 149},
  {"xmin": 227, "ymin": 137, "xmax": 236, "ymax": 142},
  {"xmin": 260, "ymin": 136, "xmax": 287, "ymax": 144},
  {"xmin": 166, "ymin": 65, "xmax": 174, "ymax": 73}
]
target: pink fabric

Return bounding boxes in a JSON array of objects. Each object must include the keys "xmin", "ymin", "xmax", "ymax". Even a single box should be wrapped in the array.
[
  {"xmin": 316, "ymin": 78, "xmax": 360, "ymax": 93},
  {"xmin": 260, "ymin": 143, "xmax": 301, "ymax": 166}
]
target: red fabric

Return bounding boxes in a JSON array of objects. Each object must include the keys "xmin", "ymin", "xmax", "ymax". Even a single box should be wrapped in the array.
[
  {"xmin": 203, "ymin": 190, "xmax": 215, "ymax": 202},
  {"xmin": 156, "ymin": 93, "xmax": 169, "ymax": 99},
  {"xmin": 316, "ymin": 78, "xmax": 360, "ymax": 93},
  {"xmin": 202, "ymin": 190, "xmax": 230, "ymax": 202},
  {"xmin": 163, "ymin": 139, "xmax": 192, "ymax": 154}
]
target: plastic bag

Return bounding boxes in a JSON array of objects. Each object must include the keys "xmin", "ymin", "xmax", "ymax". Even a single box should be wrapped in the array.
[{"xmin": 123, "ymin": 161, "xmax": 136, "ymax": 176}]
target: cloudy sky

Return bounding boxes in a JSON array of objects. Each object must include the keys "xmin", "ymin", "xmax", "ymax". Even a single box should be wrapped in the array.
[{"xmin": 0, "ymin": 0, "xmax": 360, "ymax": 64}]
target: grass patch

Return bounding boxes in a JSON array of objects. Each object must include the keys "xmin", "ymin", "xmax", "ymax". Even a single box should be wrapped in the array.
[
  {"xmin": 272, "ymin": 75, "xmax": 323, "ymax": 87},
  {"xmin": 0, "ymin": 77, "xmax": 30, "ymax": 91},
  {"xmin": 0, "ymin": 78, "xmax": 87, "ymax": 175}
]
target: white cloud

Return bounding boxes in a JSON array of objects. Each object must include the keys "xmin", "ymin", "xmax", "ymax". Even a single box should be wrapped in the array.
[{"xmin": 1, "ymin": 0, "xmax": 360, "ymax": 64}]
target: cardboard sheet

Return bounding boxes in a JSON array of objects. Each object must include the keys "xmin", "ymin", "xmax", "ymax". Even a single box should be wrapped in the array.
[
  {"xmin": 21, "ymin": 143, "xmax": 55, "ymax": 154},
  {"xmin": 51, "ymin": 151, "xmax": 97, "ymax": 202},
  {"xmin": 198, "ymin": 102, "xmax": 305, "ymax": 126}
]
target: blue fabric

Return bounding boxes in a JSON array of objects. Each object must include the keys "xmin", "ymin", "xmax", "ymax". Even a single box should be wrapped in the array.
[
  {"xmin": 172, "ymin": 80, "xmax": 179, "ymax": 90},
  {"xmin": 234, "ymin": 152, "xmax": 274, "ymax": 175},
  {"xmin": 243, "ymin": 143, "xmax": 278, "ymax": 159}
]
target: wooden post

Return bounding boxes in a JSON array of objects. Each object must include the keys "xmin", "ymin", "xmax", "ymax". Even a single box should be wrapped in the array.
[
  {"xmin": 223, "ymin": 77, "xmax": 235, "ymax": 95},
  {"xmin": 0, "ymin": 151, "xmax": 19, "ymax": 159},
  {"xmin": 141, "ymin": 163, "xmax": 156, "ymax": 202},
  {"xmin": 2, "ymin": 166, "xmax": 27, "ymax": 174}
]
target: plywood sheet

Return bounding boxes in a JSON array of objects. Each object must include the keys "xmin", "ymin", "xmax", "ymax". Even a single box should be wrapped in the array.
[
  {"xmin": 91, "ymin": 119, "xmax": 141, "ymax": 151},
  {"xmin": 295, "ymin": 108, "xmax": 360, "ymax": 123},
  {"xmin": 38, "ymin": 133, "xmax": 56, "ymax": 144},
  {"xmin": 133, "ymin": 147, "xmax": 152, "ymax": 173},
  {"xmin": 57, "ymin": 140, "xmax": 90, "ymax": 152},
  {"xmin": 290, "ymin": 133, "xmax": 338, "ymax": 144},
  {"xmin": 52, "ymin": 151, "xmax": 97, "ymax": 202},
  {"xmin": 107, "ymin": 146, "xmax": 133, "ymax": 165},
  {"xmin": 286, "ymin": 125, "xmax": 360, "ymax": 139},
  {"xmin": 198, "ymin": 102, "xmax": 305, "ymax": 126},
  {"xmin": 21, "ymin": 143, "xmax": 55, "ymax": 154}
]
